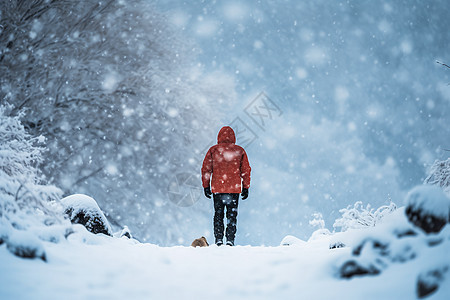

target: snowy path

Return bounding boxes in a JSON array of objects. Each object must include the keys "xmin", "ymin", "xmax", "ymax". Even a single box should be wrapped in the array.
[{"xmin": 1, "ymin": 230, "xmax": 438, "ymax": 300}]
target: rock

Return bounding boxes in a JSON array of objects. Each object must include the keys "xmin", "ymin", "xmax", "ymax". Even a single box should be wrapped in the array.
[
  {"xmin": 120, "ymin": 226, "xmax": 132, "ymax": 239},
  {"xmin": 6, "ymin": 230, "xmax": 46, "ymax": 261},
  {"xmin": 417, "ymin": 266, "xmax": 449, "ymax": 298},
  {"xmin": 338, "ymin": 237, "xmax": 388, "ymax": 278},
  {"xmin": 352, "ymin": 238, "xmax": 389, "ymax": 256},
  {"xmin": 339, "ymin": 260, "xmax": 380, "ymax": 279},
  {"xmin": 405, "ymin": 185, "xmax": 450, "ymax": 234},
  {"xmin": 393, "ymin": 228, "xmax": 417, "ymax": 238},
  {"xmin": 61, "ymin": 194, "xmax": 112, "ymax": 236},
  {"xmin": 0, "ymin": 226, "xmax": 7, "ymax": 245},
  {"xmin": 329, "ymin": 241, "xmax": 345, "ymax": 249}
]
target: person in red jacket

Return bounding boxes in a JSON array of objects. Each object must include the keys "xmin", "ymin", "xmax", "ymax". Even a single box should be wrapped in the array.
[{"xmin": 201, "ymin": 126, "xmax": 251, "ymax": 246}]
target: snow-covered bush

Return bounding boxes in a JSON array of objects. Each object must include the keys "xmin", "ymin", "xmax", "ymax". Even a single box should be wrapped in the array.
[
  {"xmin": 0, "ymin": 0, "xmax": 235, "ymax": 244},
  {"xmin": 61, "ymin": 194, "xmax": 112, "ymax": 236},
  {"xmin": 0, "ymin": 105, "xmax": 62, "ymax": 224},
  {"xmin": 307, "ymin": 212, "xmax": 332, "ymax": 241},
  {"xmin": 425, "ymin": 159, "xmax": 450, "ymax": 195},
  {"xmin": 0, "ymin": 105, "xmax": 64, "ymax": 259},
  {"xmin": 405, "ymin": 185, "xmax": 450, "ymax": 234},
  {"xmin": 333, "ymin": 201, "xmax": 397, "ymax": 232}
]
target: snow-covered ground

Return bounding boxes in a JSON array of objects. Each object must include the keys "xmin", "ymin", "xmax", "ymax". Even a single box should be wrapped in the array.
[{"xmin": 1, "ymin": 220, "xmax": 449, "ymax": 300}]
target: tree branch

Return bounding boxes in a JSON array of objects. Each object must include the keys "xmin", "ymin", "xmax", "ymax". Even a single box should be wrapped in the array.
[{"xmin": 436, "ymin": 61, "xmax": 450, "ymax": 69}]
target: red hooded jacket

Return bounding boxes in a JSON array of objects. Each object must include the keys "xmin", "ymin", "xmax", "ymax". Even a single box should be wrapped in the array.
[{"xmin": 201, "ymin": 126, "xmax": 251, "ymax": 194}]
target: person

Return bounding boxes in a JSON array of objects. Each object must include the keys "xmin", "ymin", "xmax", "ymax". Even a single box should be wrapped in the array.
[{"xmin": 201, "ymin": 126, "xmax": 251, "ymax": 246}]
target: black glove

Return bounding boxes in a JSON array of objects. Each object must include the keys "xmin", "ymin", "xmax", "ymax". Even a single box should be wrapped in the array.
[
  {"xmin": 241, "ymin": 188, "xmax": 249, "ymax": 200},
  {"xmin": 204, "ymin": 187, "xmax": 212, "ymax": 199}
]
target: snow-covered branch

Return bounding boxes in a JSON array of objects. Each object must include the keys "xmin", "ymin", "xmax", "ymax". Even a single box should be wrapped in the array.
[
  {"xmin": 333, "ymin": 201, "xmax": 397, "ymax": 232},
  {"xmin": 425, "ymin": 159, "xmax": 450, "ymax": 195}
]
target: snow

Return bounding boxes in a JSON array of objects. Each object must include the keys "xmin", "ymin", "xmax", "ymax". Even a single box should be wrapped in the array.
[
  {"xmin": 405, "ymin": 185, "xmax": 450, "ymax": 219},
  {"xmin": 3, "ymin": 226, "xmax": 46, "ymax": 261},
  {"xmin": 61, "ymin": 194, "xmax": 103, "ymax": 214},
  {"xmin": 1, "ymin": 214, "xmax": 449, "ymax": 299},
  {"xmin": 2, "ymin": 1, "xmax": 450, "ymax": 298}
]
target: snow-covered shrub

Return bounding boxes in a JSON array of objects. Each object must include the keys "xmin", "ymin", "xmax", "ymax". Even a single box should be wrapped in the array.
[
  {"xmin": 425, "ymin": 159, "xmax": 450, "ymax": 195},
  {"xmin": 61, "ymin": 194, "xmax": 112, "ymax": 236},
  {"xmin": 333, "ymin": 201, "xmax": 397, "ymax": 232},
  {"xmin": 0, "ymin": 105, "xmax": 63, "ymax": 224},
  {"xmin": 307, "ymin": 212, "xmax": 332, "ymax": 242},
  {"xmin": 0, "ymin": 105, "xmax": 64, "ymax": 259},
  {"xmin": 309, "ymin": 212, "xmax": 326, "ymax": 229},
  {"xmin": 405, "ymin": 185, "xmax": 450, "ymax": 234}
]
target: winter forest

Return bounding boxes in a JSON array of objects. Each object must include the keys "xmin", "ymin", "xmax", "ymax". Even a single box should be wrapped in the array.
[{"xmin": 1, "ymin": 0, "xmax": 450, "ymax": 299}]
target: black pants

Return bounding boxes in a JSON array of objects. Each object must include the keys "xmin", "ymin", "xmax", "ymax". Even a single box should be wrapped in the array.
[{"xmin": 213, "ymin": 193, "xmax": 239, "ymax": 243}]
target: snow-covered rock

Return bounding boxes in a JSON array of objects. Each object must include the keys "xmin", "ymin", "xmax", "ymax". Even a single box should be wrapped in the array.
[
  {"xmin": 336, "ymin": 209, "xmax": 421, "ymax": 279},
  {"xmin": 329, "ymin": 241, "xmax": 346, "ymax": 249},
  {"xmin": 61, "ymin": 194, "xmax": 112, "ymax": 236},
  {"xmin": 280, "ymin": 235, "xmax": 306, "ymax": 246},
  {"xmin": 6, "ymin": 229, "xmax": 46, "ymax": 261},
  {"xmin": 405, "ymin": 185, "xmax": 450, "ymax": 233},
  {"xmin": 0, "ymin": 223, "xmax": 9, "ymax": 245},
  {"xmin": 120, "ymin": 226, "xmax": 132, "ymax": 239},
  {"xmin": 417, "ymin": 265, "xmax": 449, "ymax": 298}
]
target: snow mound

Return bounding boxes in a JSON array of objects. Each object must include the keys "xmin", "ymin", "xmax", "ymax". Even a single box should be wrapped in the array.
[
  {"xmin": 61, "ymin": 194, "xmax": 112, "ymax": 236},
  {"xmin": 308, "ymin": 228, "xmax": 332, "ymax": 242},
  {"xmin": 406, "ymin": 185, "xmax": 450, "ymax": 218},
  {"xmin": 405, "ymin": 185, "xmax": 450, "ymax": 233},
  {"xmin": 120, "ymin": 226, "xmax": 132, "ymax": 239},
  {"xmin": 5, "ymin": 229, "xmax": 46, "ymax": 261},
  {"xmin": 280, "ymin": 235, "xmax": 306, "ymax": 246},
  {"xmin": 31, "ymin": 224, "xmax": 74, "ymax": 244}
]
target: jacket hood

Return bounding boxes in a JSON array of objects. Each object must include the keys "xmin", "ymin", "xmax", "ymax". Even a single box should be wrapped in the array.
[{"xmin": 217, "ymin": 126, "xmax": 236, "ymax": 144}]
